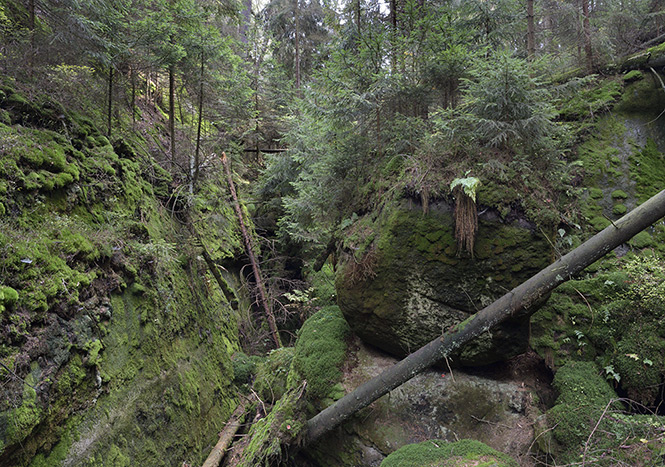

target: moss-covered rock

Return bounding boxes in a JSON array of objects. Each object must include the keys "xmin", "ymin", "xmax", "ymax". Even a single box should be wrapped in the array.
[
  {"xmin": 380, "ymin": 439, "xmax": 518, "ymax": 467},
  {"xmin": 336, "ymin": 201, "xmax": 551, "ymax": 365},
  {"xmin": 289, "ymin": 306, "xmax": 350, "ymax": 403},
  {"xmin": 254, "ymin": 347, "xmax": 294, "ymax": 403},
  {"xmin": 0, "ymin": 89, "xmax": 243, "ymax": 466},
  {"xmin": 615, "ymin": 71, "xmax": 665, "ymax": 114}
]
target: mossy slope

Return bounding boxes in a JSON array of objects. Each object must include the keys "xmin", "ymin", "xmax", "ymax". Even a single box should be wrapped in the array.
[
  {"xmin": 0, "ymin": 86, "xmax": 243, "ymax": 466},
  {"xmin": 530, "ymin": 70, "xmax": 665, "ymax": 465}
]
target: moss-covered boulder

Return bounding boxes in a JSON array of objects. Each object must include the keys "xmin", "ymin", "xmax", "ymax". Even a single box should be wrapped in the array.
[
  {"xmin": 336, "ymin": 201, "xmax": 551, "ymax": 365},
  {"xmin": 288, "ymin": 305, "xmax": 350, "ymax": 404},
  {"xmin": 380, "ymin": 439, "xmax": 518, "ymax": 467}
]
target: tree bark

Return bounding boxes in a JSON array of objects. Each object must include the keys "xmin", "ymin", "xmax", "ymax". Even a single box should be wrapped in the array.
[
  {"xmin": 169, "ymin": 66, "xmax": 176, "ymax": 163},
  {"xmin": 220, "ymin": 153, "xmax": 282, "ymax": 348},
  {"xmin": 131, "ymin": 65, "xmax": 136, "ymax": 125},
  {"xmin": 294, "ymin": 0, "xmax": 301, "ymax": 93},
  {"xmin": 527, "ymin": 0, "xmax": 536, "ymax": 60},
  {"xmin": 581, "ymin": 0, "xmax": 594, "ymax": 72},
  {"xmin": 305, "ymin": 188, "xmax": 665, "ymax": 443},
  {"xmin": 201, "ymin": 401, "xmax": 248, "ymax": 467},
  {"xmin": 193, "ymin": 50, "xmax": 205, "ymax": 193},
  {"xmin": 107, "ymin": 66, "xmax": 113, "ymax": 137}
]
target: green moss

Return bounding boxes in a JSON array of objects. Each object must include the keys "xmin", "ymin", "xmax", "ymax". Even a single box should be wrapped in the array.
[
  {"xmin": 589, "ymin": 216, "xmax": 611, "ymax": 231},
  {"xmin": 589, "ymin": 187, "xmax": 604, "ymax": 199},
  {"xmin": 629, "ymin": 231, "xmax": 653, "ymax": 249},
  {"xmin": 254, "ymin": 347, "xmax": 294, "ymax": 403},
  {"xmin": 616, "ymin": 73, "xmax": 665, "ymax": 114},
  {"xmin": 83, "ymin": 339, "xmax": 103, "ymax": 367},
  {"xmin": 611, "ymin": 189, "xmax": 628, "ymax": 199},
  {"xmin": 558, "ymin": 77, "xmax": 622, "ymax": 120},
  {"xmin": 0, "ymin": 75, "xmax": 245, "ymax": 467},
  {"xmin": 630, "ymin": 138, "xmax": 665, "ymax": 202},
  {"xmin": 380, "ymin": 439, "xmax": 518, "ymax": 467},
  {"xmin": 612, "ymin": 203, "xmax": 627, "ymax": 215},
  {"xmin": 290, "ymin": 306, "xmax": 350, "ymax": 402},
  {"xmin": 623, "ymin": 70, "xmax": 643, "ymax": 82},
  {"xmin": 231, "ymin": 352, "xmax": 261, "ymax": 386},
  {"xmin": 0, "ymin": 285, "xmax": 18, "ymax": 309},
  {"xmin": 2, "ymin": 371, "xmax": 43, "ymax": 448},
  {"xmin": 612, "ymin": 324, "xmax": 665, "ymax": 405},
  {"xmin": 28, "ymin": 417, "xmax": 80, "ymax": 467},
  {"xmin": 546, "ymin": 361, "xmax": 620, "ymax": 459}
]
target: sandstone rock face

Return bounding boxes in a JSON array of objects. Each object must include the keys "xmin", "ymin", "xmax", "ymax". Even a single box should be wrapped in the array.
[
  {"xmin": 306, "ymin": 340, "xmax": 547, "ymax": 466},
  {"xmin": 336, "ymin": 201, "xmax": 552, "ymax": 365}
]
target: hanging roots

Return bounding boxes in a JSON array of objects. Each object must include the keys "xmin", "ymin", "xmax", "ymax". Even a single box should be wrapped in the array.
[{"xmin": 453, "ymin": 186, "xmax": 478, "ymax": 256}]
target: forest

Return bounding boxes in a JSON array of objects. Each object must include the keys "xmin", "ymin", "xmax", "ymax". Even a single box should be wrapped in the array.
[{"xmin": 1, "ymin": 0, "xmax": 665, "ymax": 465}]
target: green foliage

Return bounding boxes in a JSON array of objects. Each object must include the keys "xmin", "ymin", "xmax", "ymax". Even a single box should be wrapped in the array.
[
  {"xmin": 380, "ymin": 439, "xmax": 518, "ymax": 467},
  {"xmin": 437, "ymin": 52, "xmax": 563, "ymax": 159},
  {"xmin": 450, "ymin": 176, "xmax": 480, "ymax": 202}
]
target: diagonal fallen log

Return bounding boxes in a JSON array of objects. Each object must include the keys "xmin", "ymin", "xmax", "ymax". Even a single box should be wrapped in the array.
[
  {"xmin": 305, "ymin": 189, "xmax": 665, "ymax": 443},
  {"xmin": 201, "ymin": 401, "xmax": 248, "ymax": 467}
]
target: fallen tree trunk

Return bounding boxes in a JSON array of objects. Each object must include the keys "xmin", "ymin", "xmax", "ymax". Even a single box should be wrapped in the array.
[
  {"xmin": 201, "ymin": 401, "xmax": 248, "ymax": 467},
  {"xmin": 306, "ymin": 189, "xmax": 665, "ymax": 443},
  {"xmin": 220, "ymin": 152, "xmax": 282, "ymax": 348}
]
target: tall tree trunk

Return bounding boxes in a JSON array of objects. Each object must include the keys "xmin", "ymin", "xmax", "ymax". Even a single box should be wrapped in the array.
[
  {"xmin": 581, "ymin": 0, "xmax": 594, "ymax": 72},
  {"xmin": 107, "ymin": 66, "xmax": 113, "ymax": 137},
  {"xmin": 294, "ymin": 0, "xmax": 301, "ymax": 93},
  {"xmin": 239, "ymin": 0, "xmax": 252, "ymax": 43},
  {"xmin": 527, "ymin": 0, "xmax": 536, "ymax": 60},
  {"xmin": 193, "ymin": 52, "xmax": 205, "ymax": 193},
  {"xmin": 220, "ymin": 153, "xmax": 282, "ymax": 349},
  {"xmin": 305, "ymin": 188, "xmax": 665, "ymax": 443},
  {"xmin": 356, "ymin": 0, "xmax": 361, "ymax": 34},
  {"xmin": 131, "ymin": 65, "xmax": 136, "ymax": 125},
  {"xmin": 169, "ymin": 66, "xmax": 176, "ymax": 163},
  {"xmin": 390, "ymin": 0, "xmax": 398, "ymax": 73},
  {"xmin": 28, "ymin": 0, "xmax": 35, "ymax": 72}
]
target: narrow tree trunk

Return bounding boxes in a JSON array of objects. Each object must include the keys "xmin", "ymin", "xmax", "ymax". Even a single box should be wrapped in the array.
[
  {"xmin": 239, "ymin": 0, "xmax": 252, "ymax": 44},
  {"xmin": 28, "ymin": 0, "xmax": 35, "ymax": 72},
  {"xmin": 169, "ymin": 66, "xmax": 176, "ymax": 163},
  {"xmin": 107, "ymin": 66, "xmax": 113, "ymax": 137},
  {"xmin": 294, "ymin": 0, "xmax": 301, "ymax": 93},
  {"xmin": 527, "ymin": 0, "xmax": 536, "ymax": 59},
  {"xmin": 390, "ymin": 0, "xmax": 398, "ymax": 73},
  {"xmin": 220, "ymin": 153, "xmax": 282, "ymax": 348},
  {"xmin": 131, "ymin": 66, "xmax": 136, "ymax": 125},
  {"xmin": 305, "ymin": 189, "xmax": 665, "ymax": 443},
  {"xmin": 581, "ymin": 0, "xmax": 594, "ymax": 72},
  {"xmin": 193, "ymin": 52, "xmax": 205, "ymax": 193},
  {"xmin": 355, "ymin": 0, "xmax": 361, "ymax": 34}
]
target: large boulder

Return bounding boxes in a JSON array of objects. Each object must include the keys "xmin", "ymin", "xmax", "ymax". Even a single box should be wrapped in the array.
[
  {"xmin": 336, "ymin": 200, "xmax": 552, "ymax": 365},
  {"xmin": 305, "ymin": 339, "xmax": 547, "ymax": 466}
]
